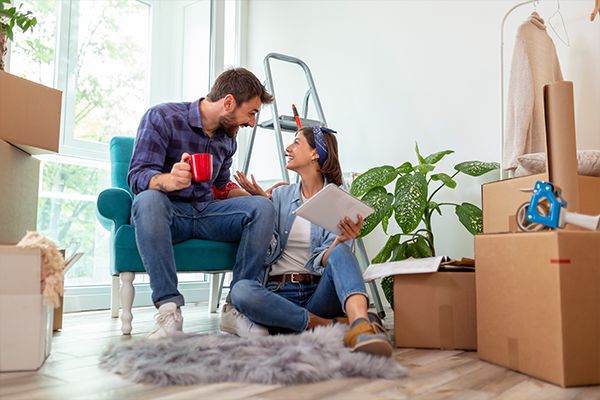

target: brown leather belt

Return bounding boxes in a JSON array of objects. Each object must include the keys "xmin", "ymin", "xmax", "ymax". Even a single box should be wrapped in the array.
[{"xmin": 267, "ymin": 273, "xmax": 320, "ymax": 284}]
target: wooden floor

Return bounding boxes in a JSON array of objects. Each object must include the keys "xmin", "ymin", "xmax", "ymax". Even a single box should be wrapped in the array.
[{"xmin": 1, "ymin": 301, "xmax": 598, "ymax": 400}]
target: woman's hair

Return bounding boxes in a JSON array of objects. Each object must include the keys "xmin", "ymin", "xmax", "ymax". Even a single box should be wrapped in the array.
[{"xmin": 298, "ymin": 126, "xmax": 343, "ymax": 186}]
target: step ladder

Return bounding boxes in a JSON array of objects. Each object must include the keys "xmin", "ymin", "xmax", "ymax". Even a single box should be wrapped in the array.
[{"xmin": 242, "ymin": 53, "xmax": 386, "ymax": 319}]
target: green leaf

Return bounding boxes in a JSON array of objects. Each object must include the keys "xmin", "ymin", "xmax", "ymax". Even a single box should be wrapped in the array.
[
  {"xmin": 372, "ymin": 234, "xmax": 401, "ymax": 264},
  {"xmin": 394, "ymin": 172, "xmax": 428, "ymax": 234},
  {"xmin": 381, "ymin": 276, "xmax": 395, "ymax": 309},
  {"xmin": 404, "ymin": 241, "xmax": 420, "ymax": 259},
  {"xmin": 455, "ymin": 202, "xmax": 483, "ymax": 235},
  {"xmin": 424, "ymin": 150, "xmax": 454, "ymax": 165},
  {"xmin": 416, "ymin": 164, "xmax": 435, "ymax": 174},
  {"xmin": 396, "ymin": 161, "xmax": 413, "ymax": 174},
  {"xmin": 5, "ymin": 23, "xmax": 13, "ymax": 41},
  {"xmin": 414, "ymin": 236, "xmax": 434, "ymax": 258},
  {"xmin": 454, "ymin": 161, "xmax": 500, "ymax": 177},
  {"xmin": 350, "ymin": 165, "xmax": 397, "ymax": 197},
  {"xmin": 426, "ymin": 201, "xmax": 442, "ymax": 216},
  {"xmin": 430, "ymin": 173, "xmax": 457, "ymax": 189},
  {"xmin": 357, "ymin": 187, "xmax": 394, "ymax": 238},
  {"xmin": 391, "ymin": 241, "xmax": 409, "ymax": 261},
  {"xmin": 381, "ymin": 205, "xmax": 393, "ymax": 234},
  {"xmin": 415, "ymin": 142, "xmax": 426, "ymax": 165}
]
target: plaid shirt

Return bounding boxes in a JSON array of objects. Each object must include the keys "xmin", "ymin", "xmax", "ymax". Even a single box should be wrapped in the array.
[{"xmin": 128, "ymin": 98, "xmax": 237, "ymax": 211}]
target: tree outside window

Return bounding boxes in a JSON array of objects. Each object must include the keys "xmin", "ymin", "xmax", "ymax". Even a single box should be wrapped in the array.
[{"xmin": 11, "ymin": 0, "xmax": 150, "ymax": 286}]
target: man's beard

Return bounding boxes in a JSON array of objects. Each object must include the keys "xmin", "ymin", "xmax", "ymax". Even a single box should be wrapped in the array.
[{"xmin": 218, "ymin": 111, "xmax": 243, "ymax": 139}]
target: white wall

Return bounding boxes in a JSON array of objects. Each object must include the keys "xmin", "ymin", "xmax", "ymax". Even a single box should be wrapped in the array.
[{"xmin": 239, "ymin": 0, "xmax": 600, "ymax": 260}]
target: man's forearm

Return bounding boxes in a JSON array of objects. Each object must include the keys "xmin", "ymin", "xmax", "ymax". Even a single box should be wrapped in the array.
[{"xmin": 148, "ymin": 174, "xmax": 171, "ymax": 192}]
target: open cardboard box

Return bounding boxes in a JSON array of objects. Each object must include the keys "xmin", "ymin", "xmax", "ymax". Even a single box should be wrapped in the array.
[
  {"xmin": 52, "ymin": 252, "xmax": 83, "ymax": 331},
  {"xmin": 364, "ymin": 257, "xmax": 477, "ymax": 350},
  {"xmin": 0, "ymin": 70, "xmax": 62, "ymax": 155},
  {"xmin": 0, "ymin": 245, "xmax": 54, "ymax": 372},
  {"xmin": 475, "ymin": 230, "xmax": 600, "ymax": 387}
]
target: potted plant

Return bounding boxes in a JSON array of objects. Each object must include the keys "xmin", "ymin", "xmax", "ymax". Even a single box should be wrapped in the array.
[
  {"xmin": 350, "ymin": 142, "xmax": 499, "ymax": 307},
  {"xmin": 0, "ymin": 0, "xmax": 37, "ymax": 71}
]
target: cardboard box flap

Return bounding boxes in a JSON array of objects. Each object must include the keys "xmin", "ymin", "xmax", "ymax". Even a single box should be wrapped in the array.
[{"xmin": 363, "ymin": 256, "xmax": 474, "ymax": 282}]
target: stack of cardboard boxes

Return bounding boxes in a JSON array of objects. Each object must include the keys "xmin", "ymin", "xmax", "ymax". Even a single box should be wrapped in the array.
[
  {"xmin": 475, "ymin": 81, "xmax": 600, "ymax": 387},
  {"xmin": 0, "ymin": 70, "xmax": 62, "ymax": 243},
  {"xmin": 475, "ymin": 174, "xmax": 600, "ymax": 387},
  {"xmin": 388, "ymin": 81, "xmax": 599, "ymax": 388},
  {"xmin": 0, "ymin": 70, "xmax": 62, "ymax": 371}
]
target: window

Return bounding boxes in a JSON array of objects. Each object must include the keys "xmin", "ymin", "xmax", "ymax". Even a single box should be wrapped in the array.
[
  {"xmin": 67, "ymin": 0, "xmax": 150, "ymax": 145},
  {"xmin": 11, "ymin": 0, "xmax": 151, "ymax": 290},
  {"xmin": 10, "ymin": 0, "xmax": 224, "ymax": 311},
  {"xmin": 37, "ymin": 156, "xmax": 111, "ymax": 285}
]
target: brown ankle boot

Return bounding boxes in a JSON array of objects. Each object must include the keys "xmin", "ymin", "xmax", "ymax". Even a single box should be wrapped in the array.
[{"xmin": 344, "ymin": 321, "xmax": 393, "ymax": 357}]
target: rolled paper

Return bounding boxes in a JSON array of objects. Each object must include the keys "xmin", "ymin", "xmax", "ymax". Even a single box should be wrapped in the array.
[{"xmin": 543, "ymin": 81, "xmax": 580, "ymax": 230}]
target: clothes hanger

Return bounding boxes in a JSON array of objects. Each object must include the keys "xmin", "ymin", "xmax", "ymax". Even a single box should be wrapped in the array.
[
  {"xmin": 592, "ymin": 0, "xmax": 600, "ymax": 21},
  {"xmin": 548, "ymin": 0, "xmax": 571, "ymax": 46},
  {"xmin": 531, "ymin": 0, "xmax": 540, "ymax": 17}
]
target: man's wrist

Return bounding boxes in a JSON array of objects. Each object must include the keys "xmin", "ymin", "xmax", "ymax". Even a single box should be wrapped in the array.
[{"xmin": 150, "ymin": 174, "xmax": 170, "ymax": 192}]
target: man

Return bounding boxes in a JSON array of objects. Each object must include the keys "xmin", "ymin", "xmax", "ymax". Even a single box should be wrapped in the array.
[{"xmin": 128, "ymin": 68, "xmax": 276, "ymax": 339}]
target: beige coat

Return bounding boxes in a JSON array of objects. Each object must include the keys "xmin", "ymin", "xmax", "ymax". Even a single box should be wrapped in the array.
[{"xmin": 503, "ymin": 14, "xmax": 563, "ymax": 174}]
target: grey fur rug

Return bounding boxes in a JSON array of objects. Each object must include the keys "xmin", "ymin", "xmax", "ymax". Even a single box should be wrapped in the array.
[{"xmin": 99, "ymin": 324, "xmax": 409, "ymax": 386}]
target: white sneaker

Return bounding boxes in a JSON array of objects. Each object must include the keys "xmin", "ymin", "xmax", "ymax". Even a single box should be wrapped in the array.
[
  {"xmin": 147, "ymin": 302, "xmax": 183, "ymax": 339},
  {"xmin": 220, "ymin": 303, "xmax": 269, "ymax": 338}
]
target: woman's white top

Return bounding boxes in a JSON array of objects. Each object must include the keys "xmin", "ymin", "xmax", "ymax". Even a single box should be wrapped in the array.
[{"xmin": 270, "ymin": 190, "xmax": 312, "ymax": 276}]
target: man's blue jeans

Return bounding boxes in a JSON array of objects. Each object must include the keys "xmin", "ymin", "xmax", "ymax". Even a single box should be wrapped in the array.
[
  {"xmin": 230, "ymin": 244, "xmax": 369, "ymax": 332},
  {"xmin": 131, "ymin": 190, "xmax": 276, "ymax": 307}
]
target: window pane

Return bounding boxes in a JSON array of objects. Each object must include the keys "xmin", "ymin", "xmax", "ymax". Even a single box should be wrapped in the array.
[
  {"xmin": 182, "ymin": 0, "xmax": 211, "ymax": 101},
  {"xmin": 37, "ymin": 160, "xmax": 111, "ymax": 286},
  {"xmin": 74, "ymin": 0, "xmax": 150, "ymax": 144},
  {"xmin": 9, "ymin": 0, "xmax": 58, "ymax": 86}
]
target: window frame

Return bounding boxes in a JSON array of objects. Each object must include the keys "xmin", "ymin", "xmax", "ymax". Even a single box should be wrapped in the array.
[{"xmin": 13, "ymin": 0, "xmax": 242, "ymax": 311}]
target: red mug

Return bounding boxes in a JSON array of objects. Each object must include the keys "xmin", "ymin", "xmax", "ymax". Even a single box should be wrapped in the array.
[{"xmin": 186, "ymin": 153, "xmax": 213, "ymax": 181}]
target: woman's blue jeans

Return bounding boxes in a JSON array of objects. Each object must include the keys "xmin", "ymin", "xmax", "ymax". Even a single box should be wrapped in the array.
[
  {"xmin": 130, "ymin": 190, "xmax": 276, "ymax": 307},
  {"xmin": 230, "ymin": 244, "xmax": 369, "ymax": 332}
]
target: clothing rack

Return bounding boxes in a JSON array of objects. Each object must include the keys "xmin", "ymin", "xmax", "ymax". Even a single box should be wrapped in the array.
[
  {"xmin": 500, "ymin": 0, "xmax": 593, "ymax": 178},
  {"xmin": 500, "ymin": 0, "xmax": 537, "ymax": 179}
]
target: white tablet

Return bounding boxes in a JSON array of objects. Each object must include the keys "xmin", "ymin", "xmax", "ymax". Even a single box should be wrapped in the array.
[{"xmin": 295, "ymin": 184, "xmax": 375, "ymax": 236}]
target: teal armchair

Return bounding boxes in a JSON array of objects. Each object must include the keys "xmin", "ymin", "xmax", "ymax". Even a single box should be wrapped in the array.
[{"xmin": 96, "ymin": 136, "xmax": 238, "ymax": 334}]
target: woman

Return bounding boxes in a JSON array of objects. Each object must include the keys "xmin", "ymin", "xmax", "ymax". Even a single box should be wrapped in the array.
[{"xmin": 231, "ymin": 126, "xmax": 392, "ymax": 357}]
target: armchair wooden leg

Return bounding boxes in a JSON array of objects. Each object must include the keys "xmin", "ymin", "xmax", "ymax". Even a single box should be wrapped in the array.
[
  {"xmin": 216, "ymin": 273, "xmax": 226, "ymax": 310},
  {"xmin": 110, "ymin": 276, "xmax": 120, "ymax": 318},
  {"xmin": 120, "ymin": 272, "xmax": 135, "ymax": 335},
  {"xmin": 208, "ymin": 273, "xmax": 220, "ymax": 313}
]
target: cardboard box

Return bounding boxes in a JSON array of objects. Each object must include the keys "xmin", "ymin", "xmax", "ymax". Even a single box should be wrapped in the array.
[
  {"xmin": 475, "ymin": 231, "xmax": 600, "ymax": 387},
  {"xmin": 0, "ymin": 139, "xmax": 40, "ymax": 243},
  {"xmin": 0, "ymin": 245, "xmax": 53, "ymax": 371},
  {"xmin": 52, "ymin": 252, "xmax": 82, "ymax": 331},
  {"xmin": 393, "ymin": 271, "xmax": 477, "ymax": 350},
  {"xmin": 482, "ymin": 174, "xmax": 600, "ymax": 234},
  {"xmin": 0, "ymin": 70, "xmax": 62, "ymax": 155}
]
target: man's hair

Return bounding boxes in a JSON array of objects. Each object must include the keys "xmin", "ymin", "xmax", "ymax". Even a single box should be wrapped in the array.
[
  {"xmin": 298, "ymin": 127, "xmax": 343, "ymax": 186},
  {"xmin": 206, "ymin": 68, "xmax": 273, "ymax": 106}
]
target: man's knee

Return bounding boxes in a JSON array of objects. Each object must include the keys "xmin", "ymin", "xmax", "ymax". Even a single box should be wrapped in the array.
[
  {"xmin": 132, "ymin": 190, "xmax": 170, "ymax": 216},
  {"xmin": 230, "ymin": 279, "xmax": 258, "ymax": 308},
  {"xmin": 249, "ymin": 196, "xmax": 275, "ymax": 220}
]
